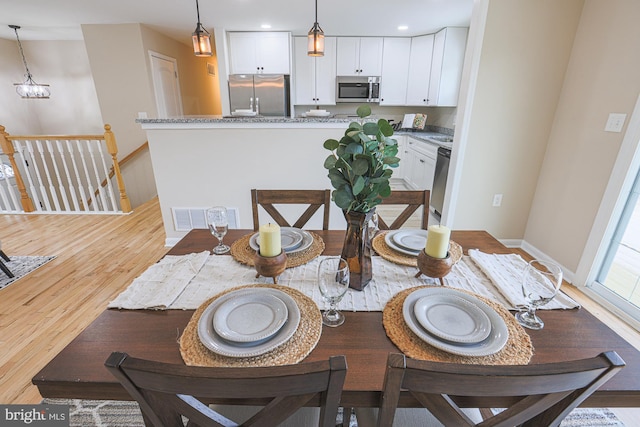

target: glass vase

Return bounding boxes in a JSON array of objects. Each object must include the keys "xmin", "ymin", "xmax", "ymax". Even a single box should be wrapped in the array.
[{"xmin": 340, "ymin": 209, "xmax": 374, "ymax": 291}]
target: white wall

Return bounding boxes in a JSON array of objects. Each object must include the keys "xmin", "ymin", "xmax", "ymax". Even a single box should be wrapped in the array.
[{"xmin": 144, "ymin": 124, "xmax": 349, "ymax": 243}]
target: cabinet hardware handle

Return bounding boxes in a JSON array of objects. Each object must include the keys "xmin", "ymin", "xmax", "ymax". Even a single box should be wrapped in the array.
[{"xmin": 420, "ymin": 159, "xmax": 425, "ymax": 163}]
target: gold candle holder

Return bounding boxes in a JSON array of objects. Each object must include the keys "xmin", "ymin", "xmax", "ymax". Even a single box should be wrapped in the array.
[
  {"xmin": 254, "ymin": 250, "xmax": 287, "ymax": 284},
  {"xmin": 414, "ymin": 249, "xmax": 454, "ymax": 286}
]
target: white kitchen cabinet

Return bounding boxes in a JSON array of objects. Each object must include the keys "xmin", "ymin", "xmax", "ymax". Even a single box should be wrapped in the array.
[
  {"xmin": 379, "ymin": 38, "xmax": 411, "ymax": 106},
  {"xmin": 405, "ymin": 34, "xmax": 435, "ymax": 106},
  {"xmin": 393, "ymin": 135, "xmax": 408, "ymax": 180},
  {"xmin": 228, "ymin": 32, "xmax": 291, "ymax": 74},
  {"xmin": 404, "ymin": 137, "xmax": 437, "ymax": 190},
  {"xmin": 293, "ymin": 36, "xmax": 336, "ymax": 105},
  {"xmin": 336, "ymin": 37, "xmax": 383, "ymax": 76},
  {"xmin": 427, "ymin": 27, "xmax": 468, "ymax": 107}
]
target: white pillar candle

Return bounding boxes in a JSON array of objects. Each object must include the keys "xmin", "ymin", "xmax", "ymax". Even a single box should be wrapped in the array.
[
  {"xmin": 425, "ymin": 225, "xmax": 451, "ymax": 259},
  {"xmin": 259, "ymin": 223, "xmax": 281, "ymax": 257}
]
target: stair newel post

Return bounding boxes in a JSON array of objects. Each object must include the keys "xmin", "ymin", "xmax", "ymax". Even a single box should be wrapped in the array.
[
  {"xmin": 103, "ymin": 124, "xmax": 132, "ymax": 213},
  {"xmin": 0, "ymin": 125, "xmax": 35, "ymax": 212}
]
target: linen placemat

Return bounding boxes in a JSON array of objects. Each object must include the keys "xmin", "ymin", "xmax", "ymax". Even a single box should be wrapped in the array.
[
  {"xmin": 383, "ymin": 286, "xmax": 533, "ymax": 365},
  {"xmin": 372, "ymin": 231, "xmax": 463, "ymax": 268},
  {"xmin": 180, "ymin": 284, "xmax": 322, "ymax": 367},
  {"xmin": 229, "ymin": 231, "xmax": 325, "ymax": 268}
]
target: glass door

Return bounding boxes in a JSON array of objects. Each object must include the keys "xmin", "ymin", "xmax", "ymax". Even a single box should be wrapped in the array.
[{"xmin": 596, "ymin": 167, "xmax": 640, "ymax": 316}]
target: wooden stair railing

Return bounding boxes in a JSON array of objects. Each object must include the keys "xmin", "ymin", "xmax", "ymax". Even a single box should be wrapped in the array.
[
  {"xmin": 0, "ymin": 124, "xmax": 131, "ymax": 213},
  {"xmin": 88, "ymin": 140, "xmax": 148, "ymax": 208}
]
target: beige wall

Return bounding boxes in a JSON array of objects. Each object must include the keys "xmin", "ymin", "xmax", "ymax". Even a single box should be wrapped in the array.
[
  {"xmin": 525, "ymin": 0, "xmax": 640, "ymax": 272},
  {"xmin": 0, "ymin": 38, "xmax": 102, "ymax": 135},
  {"xmin": 453, "ymin": 0, "xmax": 583, "ymax": 238}
]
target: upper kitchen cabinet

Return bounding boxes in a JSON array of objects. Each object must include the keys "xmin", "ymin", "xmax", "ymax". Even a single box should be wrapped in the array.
[
  {"xmin": 427, "ymin": 27, "xmax": 468, "ymax": 107},
  {"xmin": 336, "ymin": 37, "xmax": 383, "ymax": 76},
  {"xmin": 379, "ymin": 38, "xmax": 411, "ymax": 106},
  {"xmin": 293, "ymin": 36, "xmax": 337, "ymax": 105},
  {"xmin": 406, "ymin": 34, "xmax": 435, "ymax": 106},
  {"xmin": 228, "ymin": 32, "xmax": 291, "ymax": 74}
]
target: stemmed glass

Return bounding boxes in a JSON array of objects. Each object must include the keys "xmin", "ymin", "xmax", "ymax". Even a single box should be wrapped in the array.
[
  {"xmin": 318, "ymin": 257, "xmax": 350, "ymax": 327},
  {"xmin": 206, "ymin": 206, "xmax": 230, "ymax": 254},
  {"xmin": 515, "ymin": 260, "xmax": 563, "ymax": 330}
]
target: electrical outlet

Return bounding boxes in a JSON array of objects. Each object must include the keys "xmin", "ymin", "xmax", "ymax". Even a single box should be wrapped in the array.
[
  {"xmin": 492, "ymin": 194, "xmax": 503, "ymax": 207},
  {"xmin": 604, "ymin": 113, "xmax": 626, "ymax": 133}
]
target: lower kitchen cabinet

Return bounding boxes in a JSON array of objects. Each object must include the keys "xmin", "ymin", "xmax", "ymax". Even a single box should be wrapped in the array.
[{"xmin": 403, "ymin": 136, "xmax": 437, "ymax": 190}]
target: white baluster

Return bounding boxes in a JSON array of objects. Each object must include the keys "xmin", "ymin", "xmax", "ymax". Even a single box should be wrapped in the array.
[
  {"xmin": 67, "ymin": 140, "xmax": 89, "ymax": 212},
  {"xmin": 86, "ymin": 140, "xmax": 108, "ymax": 211},
  {"xmin": 78, "ymin": 140, "xmax": 97, "ymax": 211},
  {"xmin": 94, "ymin": 139, "xmax": 118, "ymax": 212},
  {"xmin": 17, "ymin": 141, "xmax": 43, "ymax": 211},
  {"xmin": 45, "ymin": 139, "xmax": 69, "ymax": 211},
  {"xmin": 57, "ymin": 140, "xmax": 80, "ymax": 211}
]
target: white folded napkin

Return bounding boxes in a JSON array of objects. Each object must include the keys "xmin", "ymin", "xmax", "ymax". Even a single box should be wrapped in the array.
[
  {"xmin": 108, "ymin": 251, "xmax": 210, "ymax": 309},
  {"xmin": 468, "ymin": 249, "xmax": 579, "ymax": 310}
]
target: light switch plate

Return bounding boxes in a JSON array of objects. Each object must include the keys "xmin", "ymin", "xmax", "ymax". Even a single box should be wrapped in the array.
[{"xmin": 605, "ymin": 113, "xmax": 627, "ymax": 133}]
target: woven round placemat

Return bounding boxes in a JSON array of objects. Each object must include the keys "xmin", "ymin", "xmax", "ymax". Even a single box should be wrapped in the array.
[
  {"xmin": 229, "ymin": 232, "xmax": 325, "ymax": 268},
  {"xmin": 180, "ymin": 284, "xmax": 322, "ymax": 367},
  {"xmin": 383, "ymin": 286, "xmax": 533, "ymax": 365},
  {"xmin": 372, "ymin": 231, "xmax": 463, "ymax": 268}
]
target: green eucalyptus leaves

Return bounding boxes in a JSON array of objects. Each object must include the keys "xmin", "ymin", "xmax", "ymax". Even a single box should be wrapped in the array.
[{"xmin": 323, "ymin": 105, "xmax": 400, "ymax": 213}]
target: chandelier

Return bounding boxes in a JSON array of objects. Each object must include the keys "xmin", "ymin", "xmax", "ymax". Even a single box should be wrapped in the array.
[{"xmin": 9, "ymin": 25, "xmax": 50, "ymax": 99}]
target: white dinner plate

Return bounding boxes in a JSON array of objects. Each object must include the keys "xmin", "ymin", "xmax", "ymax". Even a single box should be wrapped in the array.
[
  {"xmin": 213, "ymin": 292, "xmax": 288, "ymax": 343},
  {"xmin": 413, "ymin": 294, "xmax": 491, "ymax": 344},
  {"xmin": 384, "ymin": 230, "xmax": 421, "ymax": 257},
  {"xmin": 250, "ymin": 228, "xmax": 312, "ymax": 254},
  {"xmin": 305, "ymin": 110, "xmax": 331, "ymax": 117},
  {"xmin": 402, "ymin": 288, "xmax": 509, "ymax": 357},
  {"xmin": 392, "ymin": 230, "xmax": 428, "ymax": 252},
  {"xmin": 198, "ymin": 288, "xmax": 301, "ymax": 358}
]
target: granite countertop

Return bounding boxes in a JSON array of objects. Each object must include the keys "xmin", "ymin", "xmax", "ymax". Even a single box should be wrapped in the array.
[{"xmin": 136, "ymin": 115, "xmax": 351, "ymax": 124}]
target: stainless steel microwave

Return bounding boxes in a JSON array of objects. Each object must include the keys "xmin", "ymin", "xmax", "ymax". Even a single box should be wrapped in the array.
[{"xmin": 336, "ymin": 76, "xmax": 380, "ymax": 103}]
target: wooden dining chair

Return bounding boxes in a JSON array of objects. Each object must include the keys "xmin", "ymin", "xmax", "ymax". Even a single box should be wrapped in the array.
[
  {"xmin": 376, "ymin": 190, "xmax": 430, "ymax": 230},
  {"xmin": 372, "ymin": 352, "xmax": 625, "ymax": 427},
  {"xmin": 251, "ymin": 189, "xmax": 331, "ymax": 231},
  {"xmin": 105, "ymin": 352, "xmax": 347, "ymax": 427}
]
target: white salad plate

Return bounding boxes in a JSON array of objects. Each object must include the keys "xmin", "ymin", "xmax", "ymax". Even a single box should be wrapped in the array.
[
  {"xmin": 384, "ymin": 230, "xmax": 422, "ymax": 257},
  {"xmin": 250, "ymin": 227, "xmax": 312, "ymax": 254},
  {"xmin": 213, "ymin": 292, "xmax": 288, "ymax": 343},
  {"xmin": 198, "ymin": 288, "xmax": 301, "ymax": 358},
  {"xmin": 391, "ymin": 230, "xmax": 428, "ymax": 252},
  {"xmin": 413, "ymin": 294, "xmax": 491, "ymax": 344},
  {"xmin": 402, "ymin": 287, "xmax": 509, "ymax": 357}
]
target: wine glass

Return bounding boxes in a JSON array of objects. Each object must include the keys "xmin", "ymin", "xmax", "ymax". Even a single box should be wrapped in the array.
[
  {"xmin": 206, "ymin": 206, "xmax": 230, "ymax": 254},
  {"xmin": 515, "ymin": 260, "xmax": 563, "ymax": 330},
  {"xmin": 318, "ymin": 257, "xmax": 350, "ymax": 327}
]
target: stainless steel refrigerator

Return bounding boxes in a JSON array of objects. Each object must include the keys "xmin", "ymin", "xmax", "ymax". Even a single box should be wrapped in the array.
[{"xmin": 228, "ymin": 74, "xmax": 290, "ymax": 116}]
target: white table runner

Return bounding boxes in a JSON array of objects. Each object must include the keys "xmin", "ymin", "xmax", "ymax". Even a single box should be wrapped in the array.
[{"xmin": 109, "ymin": 251, "xmax": 579, "ymax": 311}]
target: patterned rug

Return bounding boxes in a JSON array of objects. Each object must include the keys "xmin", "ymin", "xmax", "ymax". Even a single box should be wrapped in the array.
[
  {"xmin": 0, "ymin": 255, "xmax": 56, "ymax": 290},
  {"xmin": 42, "ymin": 399, "xmax": 624, "ymax": 426}
]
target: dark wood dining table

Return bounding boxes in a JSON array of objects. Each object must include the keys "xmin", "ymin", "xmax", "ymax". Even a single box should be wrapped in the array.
[{"xmin": 33, "ymin": 229, "xmax": 640, "ymax": 408}]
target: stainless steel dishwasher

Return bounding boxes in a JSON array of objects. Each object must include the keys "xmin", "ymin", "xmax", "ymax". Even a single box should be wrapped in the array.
[{"xmin": 430, "ymin": 146, "xmax": 451, "ymax": 221}]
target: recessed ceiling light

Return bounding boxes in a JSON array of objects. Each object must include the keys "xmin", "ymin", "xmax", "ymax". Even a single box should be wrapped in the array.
[
  {"xmin": 261, "ymin": 24, "xmax": 272, "ymax": 29},
  {"xmin": 398, "ymin": 25, "xmax": 409, "ymax": 31}
]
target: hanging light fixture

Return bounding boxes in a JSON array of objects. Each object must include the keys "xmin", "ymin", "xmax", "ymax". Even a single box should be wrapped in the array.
[
  {"xmin": 192, "ymin": 0, "xmax": 212, "ymax": 57},
  {"xmin": 9, "ymin": 25, "xmax": 50, "ymax": 99},
  {"xmin": 307, "ymin": 0, "xmax": 325, "ymax": 56}
]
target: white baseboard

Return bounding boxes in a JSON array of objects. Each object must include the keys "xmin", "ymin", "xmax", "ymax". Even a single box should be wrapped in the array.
[
  {"xmin": 499, "ymin": 238, "xmax": 576, "ymax": 285},
  {"xmin": 165, "ymin": 238, "xmax": 180, "ymax": 247}
]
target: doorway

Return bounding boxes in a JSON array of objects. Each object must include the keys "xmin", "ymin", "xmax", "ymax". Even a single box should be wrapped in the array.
[{"xmin": 149, "ymin": 51, "xmax": 183, "ymax": 118}]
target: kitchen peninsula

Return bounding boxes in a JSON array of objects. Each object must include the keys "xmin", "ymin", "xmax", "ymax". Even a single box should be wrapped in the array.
[{"xmin": 138, "ymin": 116, "xmax": 451, "ymax": 245}]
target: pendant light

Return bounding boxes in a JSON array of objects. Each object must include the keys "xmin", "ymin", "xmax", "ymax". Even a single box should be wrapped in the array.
[
  {"xmin": 307, "ymin": 0, "xmax": 325, "ymax": 56},
  {"xmin": 192, "ymin": 0, "xmax": 212, "ymax": 57},
  {"xmin": 9, "ymin": 25, "xmax": 50, "ymax": 99}
]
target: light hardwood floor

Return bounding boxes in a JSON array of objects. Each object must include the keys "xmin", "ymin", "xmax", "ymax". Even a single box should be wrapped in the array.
[
  {"xmin": 0, "ymin": 197, "xmax": 168, "ymax": 404},
  {"xmin": 1, "ymin": 197, "xmax": 638, "ymax": 422}
]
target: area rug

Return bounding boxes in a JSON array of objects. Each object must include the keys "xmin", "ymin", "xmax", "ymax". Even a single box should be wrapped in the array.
[
  {"xmin": 42, "ymin": 399, "xmax": 624, "ymax": 426},
  {"xmin": 0, "ymin": 255, "xmax": 56, "ymax": 290}
]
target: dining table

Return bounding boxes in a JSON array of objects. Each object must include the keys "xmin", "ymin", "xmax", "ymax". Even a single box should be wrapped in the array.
[{"xmin": 32, "ymin": 229, "xmax": 640, "ymax": 409}]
